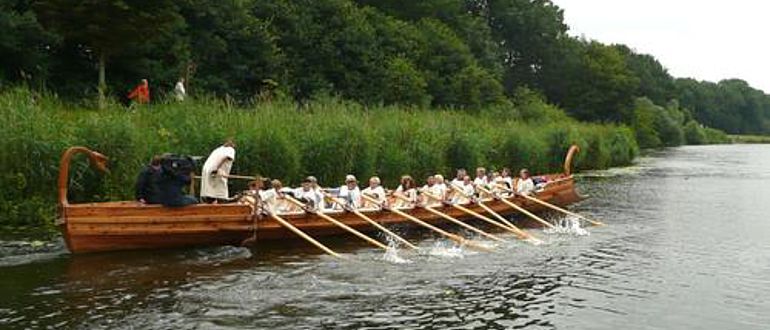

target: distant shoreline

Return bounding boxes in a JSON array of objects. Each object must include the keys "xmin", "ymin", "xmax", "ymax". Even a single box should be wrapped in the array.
[{"xmin": 729, "ymin": 135, "xmax": 770, "ymax": 144}]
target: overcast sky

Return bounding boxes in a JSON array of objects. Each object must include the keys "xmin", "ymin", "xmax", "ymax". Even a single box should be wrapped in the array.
[{"xmin": 552, "ymin": 0, "xmax": 770, "ymax": 93}]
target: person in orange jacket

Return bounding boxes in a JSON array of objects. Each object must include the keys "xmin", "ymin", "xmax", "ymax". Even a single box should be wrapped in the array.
[{"xmin": 127, "ymin": 79, "xmax": 150, "ymax": 104}]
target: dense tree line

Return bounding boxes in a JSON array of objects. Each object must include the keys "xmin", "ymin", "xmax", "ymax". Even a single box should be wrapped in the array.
[{"xmin": 1, "ymin": 0, "xmax": 767, "ymax": 136}]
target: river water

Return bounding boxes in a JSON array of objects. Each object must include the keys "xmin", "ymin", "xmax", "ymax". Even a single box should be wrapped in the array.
[{"xmin": 1, "ymin": 145, "xmax": 769, "ymax": 329}]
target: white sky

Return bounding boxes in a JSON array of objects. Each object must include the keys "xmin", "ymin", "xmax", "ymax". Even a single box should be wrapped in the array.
[{"xmin": 552, "ymin": 0, "xmax": 770, "ymax": 93}]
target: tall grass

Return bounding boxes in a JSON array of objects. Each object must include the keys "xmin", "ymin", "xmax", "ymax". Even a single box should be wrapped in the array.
[{"xmin": 0, "ymin": 88, "xmax": 638, "ymax": 228}]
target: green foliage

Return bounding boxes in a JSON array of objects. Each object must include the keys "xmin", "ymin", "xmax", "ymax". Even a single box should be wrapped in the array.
[
  {"xmin": 676, "ymin": 78, "xmax": 770, "ymax": 134},
  {"xmin": 0, "ymin": 88, "xmax": 637, "ymax": 227},
  {"xmin": 381, "ymin": 57, "xmax": 431, "ymax": 107},
  {"xmin": 683, "ymin": 121, "xmax": 707, "ymax": 145},
  {"xmin": 631, "ymin": 97, "xmax": 688, "ymax": 148}
]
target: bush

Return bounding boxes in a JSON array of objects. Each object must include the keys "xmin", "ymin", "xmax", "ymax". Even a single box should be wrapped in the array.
[{"xmin": 684, "ymin": 121, "xmax": 707, "ymax": 145}]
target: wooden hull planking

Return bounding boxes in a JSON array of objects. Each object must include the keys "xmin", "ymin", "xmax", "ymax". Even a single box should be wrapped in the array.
[{"xmin": 60, "ymin": 176, "xmax": 581, "ymax": 253}]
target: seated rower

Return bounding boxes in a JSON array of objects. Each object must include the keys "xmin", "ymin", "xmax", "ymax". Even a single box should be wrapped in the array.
[
  {"xmin": 257, "ymin": 178, "xmax": 279, "ymax": 213},
  {"xmin": 392, "ymin": 175, "xmax": 418, "ymax": 209},
  {"xmin": 238, "ymin": 179, "xmax": 262, "ymax": 208},
  {"xmin": 275, "ymin": 179, "xmax": 305, "ymax": 213},
  {"xmin": 450, "ymin": 175, "xmax": 476, "ymax": 205},
  {"xmin": 450, "ymin": 168, "xmax": 467, "ymax": 187},
  {"xmin": 294, "ymin": 176, "xmax": 324, "ymax": 211},
  {"xmin": 432, "ymin": 174, "xmax": 448, "ymax": 202},
  {"xmin": 361, "ymin": 176, "xmax": 386, "ymax": 210},
  {"xmin": 500, "ymin": 168, "xmax": 514, "ymax": 192},
  {"xmin": 487, "ymin": 173, "xmax": 507, "ymax": 198},
  {"xmin": 419, "ymin": 175, "xmax": 436, "ymax": 205},
  {"xmin": 515, "ymin": 168, "xmax": 536, "ymax": 196},
  {"xmin": 473, "ymin": 167, "xmax": 488, "ymax": 186},
  {"xmin": 337, "ymin": 174, "xmax": 362, "ymax": 209}
]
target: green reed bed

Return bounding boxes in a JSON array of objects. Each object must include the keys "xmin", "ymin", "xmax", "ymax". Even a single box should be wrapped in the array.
[{"xmin": 0, "ymin": 88, "xmax": 638, "ymax": 229}]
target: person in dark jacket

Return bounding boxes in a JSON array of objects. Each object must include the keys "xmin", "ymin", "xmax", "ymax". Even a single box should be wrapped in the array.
[
  {"xmin": 157, "ymin": 169, "xmax": 198, "ymax": 207},
  {"xmin": 135, "ymin": 156, "xmax": 162, "ymax": 204}
]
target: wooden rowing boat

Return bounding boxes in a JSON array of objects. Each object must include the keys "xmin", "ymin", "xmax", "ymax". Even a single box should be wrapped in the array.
[{"xmin": 57, "ymin": 146, "xmax": 585, "ymax": 254}]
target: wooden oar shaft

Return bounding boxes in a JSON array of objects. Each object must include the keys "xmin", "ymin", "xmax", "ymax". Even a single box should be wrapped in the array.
[
  {"xmin": 193, "ymin": 174, "xmax": 257, "ymax": 180},
  {"xmin": 423, "ymin": 207, "xmax": 503, "ymax": 242},
  {"xmin": 285, "ymin": 196, "xmax": 390, "ymax": 251},
  {"xmin": 323, "ymin": 194, "xmax": 418, "ymax": 250},
  {"xmin": 267, "ymin": 213, "xmax": 343, "ymax": 259},
  {"xmin": 451, "ymin": 203, "xmax": 523, "ymax": 235},
  {"xmin": 446, "ymin": 185, "xmax": 528, "ymax": 236},
  {"xmin": 415, "ymin": 192, "xmax": 502, "ymax": 241},
  {"xmin": 497, "ymin": 196, "xmax": 555, "ymax": 229},
  {"xmin": 474, "ymin": 186, "xmax": 537, "ymax": 237},
  {"xmin": 360, "ymin": 194, "xmax": 491, "ymax": 251},
  {"xmin": 474, "ymin": 202, "xmax": 534, "ymax": 240},
  {"xmin": 352, "ymin": 209, "xmax": 419, "ymax": 250},
  {"xmin": 521, "ymin": 194, "xmax": 605, "ymax": 226}
]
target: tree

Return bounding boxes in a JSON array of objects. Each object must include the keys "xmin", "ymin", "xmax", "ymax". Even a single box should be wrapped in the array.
[
  {"xmin": 180, "ymin": 0, "xmax": 284, "ymax": 101},
  {"xmin": 0, "ymin": 0, "xmax": 57, "ymax": 85},
  {"xmin": 615, "ymin": 45, "xmax": 675, "ymax": 105},
  {"xmin": 541, "ymin": 40, "xmax": 639, "ymax": 122},
  {"xmin": 35, "ymin": 0, "xmax": 182, "ymax": 108},
  {"xmin": 486, "ymin": 0, "xmax": 568, "ymax": 93}
]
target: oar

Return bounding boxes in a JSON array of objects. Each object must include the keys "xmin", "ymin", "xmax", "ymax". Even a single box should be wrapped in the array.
[
  {"xmin": 193, "ymin": 174, "xmax": 257, "ymax": 180},
  {"xmin": 445, "ymin": 185, "xmax": 536, "ymax": 239},
  {"xmin": 361, "ymin": 194, "xmax": 492, "ymax": 252},
  {"xmin": 266, "ymin": 211, "xmax": 344, "ymax": 259},
  {"xmin": 283, "ymin": 195, "xmax": 390, "ymax": 251},
  {"xmin": 469, "ymin": 186, "xmax": 532, "ymax": 232},
  {"xmin": 473, "ymin": 186, "xmax": 541, "ymax": 235},
  {"xmin": 323, "ymin": 193, "xmax": 419, "ymax": 250},
  {"xmin": 481, "ymin": 186, "xmax": 556, "ymax": 230},
  {"xmin": 520, "ymin": 194, "xmax": 605, "ymax": 226},
  {"xmin": 393, "ymin": 192, "xmax": 503, "ymax": 242}
]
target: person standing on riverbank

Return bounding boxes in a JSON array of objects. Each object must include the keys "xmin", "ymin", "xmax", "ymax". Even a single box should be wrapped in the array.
[
  {"xmin": 174, "ymin": 78, "xmax": 186, "ymax": 101},
  {"xmin": 127, "ymin": 79, "xmax": 150, "ymax": 105},
  {"xmin": 200, "ymin": 140, "xmax": 236, "ymax": 203}
]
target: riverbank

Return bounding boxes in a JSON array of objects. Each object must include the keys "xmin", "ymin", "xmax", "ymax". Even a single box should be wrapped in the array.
[
  {"xmin": 729, "ymin": 134, "xmax": 770, "ymax": 144},
  {"xmin": 1, "ymin": 88, "xmax": 642, "ymax": 229}
]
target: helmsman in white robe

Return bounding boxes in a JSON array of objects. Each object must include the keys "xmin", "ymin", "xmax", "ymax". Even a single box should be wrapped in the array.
[{"xmin": 200, "ymin": 141, "xmax": 236, "ymax": 201}]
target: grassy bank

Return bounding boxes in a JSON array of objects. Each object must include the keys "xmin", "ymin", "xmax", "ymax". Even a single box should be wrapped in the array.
[
  {"xmin": 729, "ymin": 135, "xmax": 770, "ymax": 144},
  {"xmin": 0, "ymin": 88, "xmax": 638, "ymax": 229}
]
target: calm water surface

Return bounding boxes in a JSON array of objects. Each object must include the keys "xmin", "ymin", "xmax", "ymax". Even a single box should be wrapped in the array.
[{"xmin": 1, "ymin": 145, "xmax": 769, "ymax": 329}]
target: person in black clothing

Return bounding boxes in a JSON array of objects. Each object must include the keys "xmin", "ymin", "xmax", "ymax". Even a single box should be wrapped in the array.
[
  {"xmin": 135, "ymin": 155, "xmax": 162, "ymax": 204},
  {"xmin": 157, "ymin": 154, "xmax": 198, "ymax": 207},
  {"xmin": 157, "ymin": 170, "xmax": 198, "ymax": 207}
]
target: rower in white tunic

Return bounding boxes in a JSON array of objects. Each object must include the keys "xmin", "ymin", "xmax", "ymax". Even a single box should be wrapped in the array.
[
  {"xmin": 294, "ymin": 177, "xmax": 324, "ymax": 211},
  {"xmin": 259, "ymin": 182, "xmax": 279, "ymax": 213},
  {"xmin": 432, "ymin": 174, "xmax": 448, "ymax": 201},
  {"xmin": 450, "ymin": 175, "xmax": 476, "ymax": 205},
  {"xmin": 419, "ymin": 175, "xmax": 436, "ymax": 206},
  {"xmin": 515, "ymin": 168, "xmax": 536, "ymax": 196},
  {"xmin": 500, "ymin": 168, "xmax": 514, "ymax": 194},
  {"xmin": 338, "ymin": 175, "xmax": 362, "ymax": 209},
  {"xmin": 450, "ymin": 168, "xmax": 467, "ymax": 188},
  {"xmin": 392, "ymin": 175, "xmax": 418, "ymax": 209},
  {"xmin": 473, "ymin": 167, "xmax": 488, "ymax": 187},
  {"xmin": 361, "ymin": 176, "xmax": 386, "ymax": 210},
  {"xmin": 200, "ymin": 140, "xmax": 236, "ymax": 203}
]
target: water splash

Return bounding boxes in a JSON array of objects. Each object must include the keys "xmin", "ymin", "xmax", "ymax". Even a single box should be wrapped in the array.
[
  {"xmin": 382, "ymin": 247, "xmax": 412, "ymax": 264},
  {"xmin": 426, "ymin": 241, "xmax": 465, "ymax": 259},
  {"xmin": 381, "ymin": 236, "xmax": 412, "ymax": 264},
  {"xmin": 544, "ymin": 216, "xmax": 590, "ymax": 236}
]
